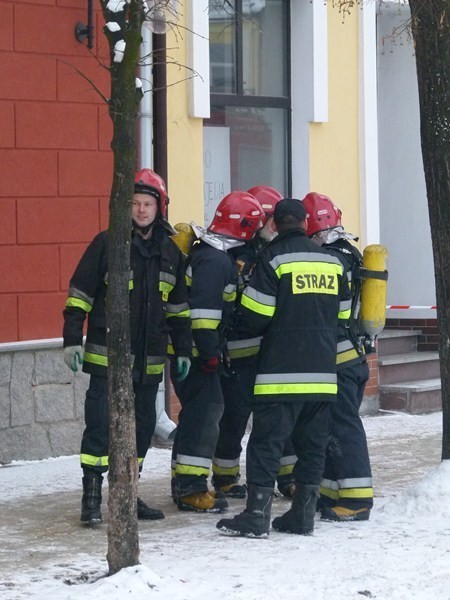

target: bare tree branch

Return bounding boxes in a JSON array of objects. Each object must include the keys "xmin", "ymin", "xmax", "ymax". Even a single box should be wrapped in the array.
[{"xmin": 57, "ymin": 58, "xmax": 110, "ymax": 104}]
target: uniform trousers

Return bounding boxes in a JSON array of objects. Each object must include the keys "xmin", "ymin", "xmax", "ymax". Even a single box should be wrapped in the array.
[
  {"xmin": 246, "ymin": 400, "xmax": 331, "ymax": 489},
  {"xmin": 321, "ymin": 360, "xmax": 373, "ymax": 509},
  {"xmin": 213, "ymin": 360, "xmax": 256, "ymax": 486},
  {"xmin": 213, "ymin": 361, "xmax": 299, "ymax": 489},
  {"xmin": 80, "ymin": 374, "xmax": 159, "ymax": 474},
  {"xmin": 171, "ymin": 360, "xmax": 224, "ymax": 497}
]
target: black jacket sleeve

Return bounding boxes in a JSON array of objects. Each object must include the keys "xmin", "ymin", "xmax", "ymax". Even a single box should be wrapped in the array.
[
  {"xmin": 189, "ymin": 245, "xmax": 234, "ymax": 361},
  {"xmin": 62, "ymin": 232, "xmax": 107, "ymax": 347},
  {"xmin": 166, "ymin": 244, "xmax": 193, "ymax": 358}
]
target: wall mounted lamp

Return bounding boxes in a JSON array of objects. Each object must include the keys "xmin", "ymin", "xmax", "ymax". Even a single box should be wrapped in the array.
[
  {"xmin": 75, "ymin": 0, "xmax": 95, "ymax": 49},
  {"xmin": 144, "ymin": 0, "xmax": 179, "ymax": 34}
]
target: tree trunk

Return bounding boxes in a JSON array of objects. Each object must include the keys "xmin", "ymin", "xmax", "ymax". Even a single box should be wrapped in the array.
[
  {"xmin": 100, "ymin": 0, "xmax": 144, "ymax": 574},
  {"xmin": 408, "ymin": 0, "xmax": 450, "ymax": 459}
]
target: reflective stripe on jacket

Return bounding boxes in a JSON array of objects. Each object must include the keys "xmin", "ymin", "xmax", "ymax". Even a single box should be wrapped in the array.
[
  {"xmin": 63, "ymin": 225, "xmax": 192, "ymax": 383},
  {"xmin": 185, "ymin": 241, "xmax": 237, "ymax": 362},
  {"xmin": 324, "ymin": 239, "xmax": 367, "ymax": 370},
  {"xmin": 239, "ymin": 229, "xmax": 351, "ymax": 403}
]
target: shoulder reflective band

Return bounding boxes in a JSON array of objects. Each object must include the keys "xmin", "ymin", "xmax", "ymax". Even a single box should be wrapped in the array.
[{"xmin": 270, "ymin": 251, "xmax": 343, "ymax": 277}]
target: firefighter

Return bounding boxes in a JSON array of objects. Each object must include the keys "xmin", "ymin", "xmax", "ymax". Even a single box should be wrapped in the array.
[
  {"xmin": 302, "ymin": 192, "xmax": 374, "ymax": 522},
  {"xmin": 211, "ymin": 186, "xmax": 296, "ymax": 499},
  {"xmin": 63, "ymin": 169, "xmax": 192, "ymax": 526},
  {"xmin": 217, "ymin": 199, "xmax": 351, "ymax": 538},
  {"xmin": 170, "ymin": 191, "xmax": 265, "ymax": 513}
]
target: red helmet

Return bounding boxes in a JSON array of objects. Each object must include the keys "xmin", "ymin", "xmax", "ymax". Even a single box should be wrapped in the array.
[
  {"xmin": 208, "ymin": 191, "xmax": 265, "ymax": 240},
  {"xmin": 247, "ymin": 185, "xmax": 283, "ymax": 225},
  {"xmin": 134, "ymin": 168, "xmax": 169, "ymax": 218},
  {"xmin": 302, "ymin": 192, "xmax": 342, "ymax": 237}
]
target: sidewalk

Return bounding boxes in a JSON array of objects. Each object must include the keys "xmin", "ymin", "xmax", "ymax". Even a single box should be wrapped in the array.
[{"xmin": 0, "ymin": 411, "xmax": 444, "ymax": 595}]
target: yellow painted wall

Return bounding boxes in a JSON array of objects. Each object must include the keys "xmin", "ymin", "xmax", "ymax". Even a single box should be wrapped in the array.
[
  {"xmin": 309, "ymin": 5, "xmax": 361, "ymax": 239},
  {"xmin": 166, "ymin": 11, "xmax": 205, "ymax": 226},
  {"xmin": 165, "ymin": 5, "xmax": 361, "ymax": 235}
]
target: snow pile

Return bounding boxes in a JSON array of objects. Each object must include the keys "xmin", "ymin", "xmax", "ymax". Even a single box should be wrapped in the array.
[
  {"xmin": 377, "ymin": 459, "xmax": 450, "ymax": 519},
  {"xmin": 113, "ymin": 40, "xmax": 126, "ymax": 62},
  {"xmin": 105, "ymin": 22, "xmax": 121, "ymax": 32},
  {"xmin": 43, "ymin": 564, "xmax": 212, "ymax": 600},
  {"xmin": 106, "ymin": 0, "xmax": 127, "ymax": 13},
  {"xmin": 1, "ymin": 412, "xmax": 448, "ymax": 600},
  {"xmin": 46, "ymin": 565, "xmax": 162, "ymax": 600}
]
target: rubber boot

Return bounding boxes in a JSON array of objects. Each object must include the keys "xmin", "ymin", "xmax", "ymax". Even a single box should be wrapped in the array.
[
  {"xmin": 216, "ymin": 484, "xmax": 273, "ymax": 538},
  {"xmin": 320, "ymin": 505, "xmax": 371, "ymax": 522},
  {"xmin": 212, "ymin": 472, "xmax": 247, "ymax": 499},
  {"xmin": 177, "ymin": 490, "xmax": 228, "ymax": 513},
  {"xmin": 217, "ymin": 482, "xmax": 247, "ymax": 499},
  {"xmin": 272, "ymin": 483, "xmax": 319, "ymax": 535},
  {"xmin": 137, "ymin": 497, "xmax": 165, "ymax": 520},
  {"xmin": 213, "ymin": 474, "xmax": 247, "ymax": 499},
  {"xmin": 80, "ymin": 472, "xmax": 103, "ymax": 526}
]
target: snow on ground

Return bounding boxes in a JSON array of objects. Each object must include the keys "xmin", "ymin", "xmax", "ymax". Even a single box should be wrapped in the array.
[{"xmin": 1, "ymin": 411, "xmax": 449, "ymax": 600}]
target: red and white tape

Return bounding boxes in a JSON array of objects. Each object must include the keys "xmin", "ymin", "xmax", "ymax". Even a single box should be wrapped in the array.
[{"xmin": 386, "ymin": 305, "xmax": 437, "ymax": 310}]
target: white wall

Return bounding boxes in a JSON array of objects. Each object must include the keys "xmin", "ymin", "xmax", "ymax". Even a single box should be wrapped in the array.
[
  {"xmin": 377, "ymin": 2, "xmax": 436, "ymax": 319},
  {"xmin": 290, "ymin": 0, "xmax": 328, "ymax": 198}
]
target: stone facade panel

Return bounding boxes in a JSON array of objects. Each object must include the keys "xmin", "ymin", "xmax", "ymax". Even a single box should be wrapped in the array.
[
  {"xmin": 0, "ymin": 384, "xmax": 11, "ymax": 429},
  {"xmin": 34, "ymin": 383, "xmax": 74, "ymax": 423},
  {"xmin": 0, "ymin": 426, "xmax": 51, "ymax": 463},
  {"xmin": 48, "ymin": 422, "xmax": 83, "ymax": 457},
  {"xmin": 35, "ymin": 349, "xmax": 73, "ymax": 385},
  {"xmin": 10, "ymin": 352, "xmax": 34, "ymax": 426},
  {"xmin": 73, "ymin": 371, "xmax": 89, "ymax": 420},
  {"xmin": 0, "ymin": 353, "xmax": 12, "ymax": 385}
]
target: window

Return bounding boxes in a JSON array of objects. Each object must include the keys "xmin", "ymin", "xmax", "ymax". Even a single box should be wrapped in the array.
[{"xmin": 205, "ymin": 0, "xmax": 291, "ymax": 202}]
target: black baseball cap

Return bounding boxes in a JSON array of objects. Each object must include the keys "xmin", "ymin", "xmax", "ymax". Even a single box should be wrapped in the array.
[{"xmin": 273, "ymin": 198, "xmax": 307, "ymax": 223}]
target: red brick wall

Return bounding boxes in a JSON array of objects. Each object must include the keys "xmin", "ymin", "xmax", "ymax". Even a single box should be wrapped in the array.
[
  {"xmin": 385, "ymin": 318, "xmax": 439, "ymax": 352},
  {"xmin": 364, "ymin": 353, "xmax": 379, "ymax": 397},
  {"xmin": 0, "ymin": 0, "xmax": 112, "ymax": 342}
]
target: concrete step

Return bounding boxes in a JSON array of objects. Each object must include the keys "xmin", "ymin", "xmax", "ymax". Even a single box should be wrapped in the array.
[
  {"xmin": 378, "ymin": 351, "xmax": 440, "ymax": 384},
  {"xmin": 380, "ymin": 378, "xmax": 442, "ymax": 414},
  {"xmin": 377, "ymin": 329, "xmax": 421, "ymax": 356}
]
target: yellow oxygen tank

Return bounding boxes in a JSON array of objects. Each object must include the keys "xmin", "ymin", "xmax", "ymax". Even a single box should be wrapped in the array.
[
  {"xmin": 170, "ymin": 223, "xmax": 196, "ymax": 256},
  {"xmin": 360, "ymin": 244, "xmax": 388, "ymax": 351}
]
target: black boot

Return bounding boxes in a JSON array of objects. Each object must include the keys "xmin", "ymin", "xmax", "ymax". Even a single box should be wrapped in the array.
[
  {"xmin": 272, "ymin": 483, "xmax": 319, "ymax": 535},
  {"xmin": 216, "ymin": 485, "xmax": 273, "ymax": 538},
  {"xmin": 81, "ymin": 472, "xmax": 103, "ymax": 526},
  {"xmin": 137, "ymin": 497, "xmax": 165, "ymax": 520}
]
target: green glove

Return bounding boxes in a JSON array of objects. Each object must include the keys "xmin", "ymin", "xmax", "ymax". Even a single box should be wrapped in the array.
[
  {"xmin": 63, "ymin": 346, "xmax": 84, "ymax": 372},
  {"xmin": 176, "ymin": 356, "xmax": 191, "ymax": 382}
]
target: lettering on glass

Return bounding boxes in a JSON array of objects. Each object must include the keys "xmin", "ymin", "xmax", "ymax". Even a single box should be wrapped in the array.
[{"xmin": 203, "ymin": 127, "xmax": 231, "ymax": 225}]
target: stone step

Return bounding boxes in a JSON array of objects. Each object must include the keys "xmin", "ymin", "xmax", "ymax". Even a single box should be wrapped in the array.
[
  {"xmin": 378, "ymin": 351, "xmax": 440, "ymax": 385},
  {"xmin": 380, "ymin": 378, "xmax": 442, "ymax": 414},
  {"xmin": 377, "ymin": 329, "xmax": 421, "ymax": 356}
]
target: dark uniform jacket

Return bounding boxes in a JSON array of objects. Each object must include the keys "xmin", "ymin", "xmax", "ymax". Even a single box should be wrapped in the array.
[
  {"xmin": 239, "ymin": 229, "xmax": 351, "ymax": 403},
  {"xmin": 226, "ymin": 242, "xmax": 263, "ymax": 364},
  {"xmin": 185, "ymin": 241, "xmax": 237, "ymax": 362},
  {"xmin": 63, "ymin": 225, "xmax": 192, "ymax": 384},
  {"xmin": 324, "ymin": 238, "xmax": 367, "ymax": 370}
]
